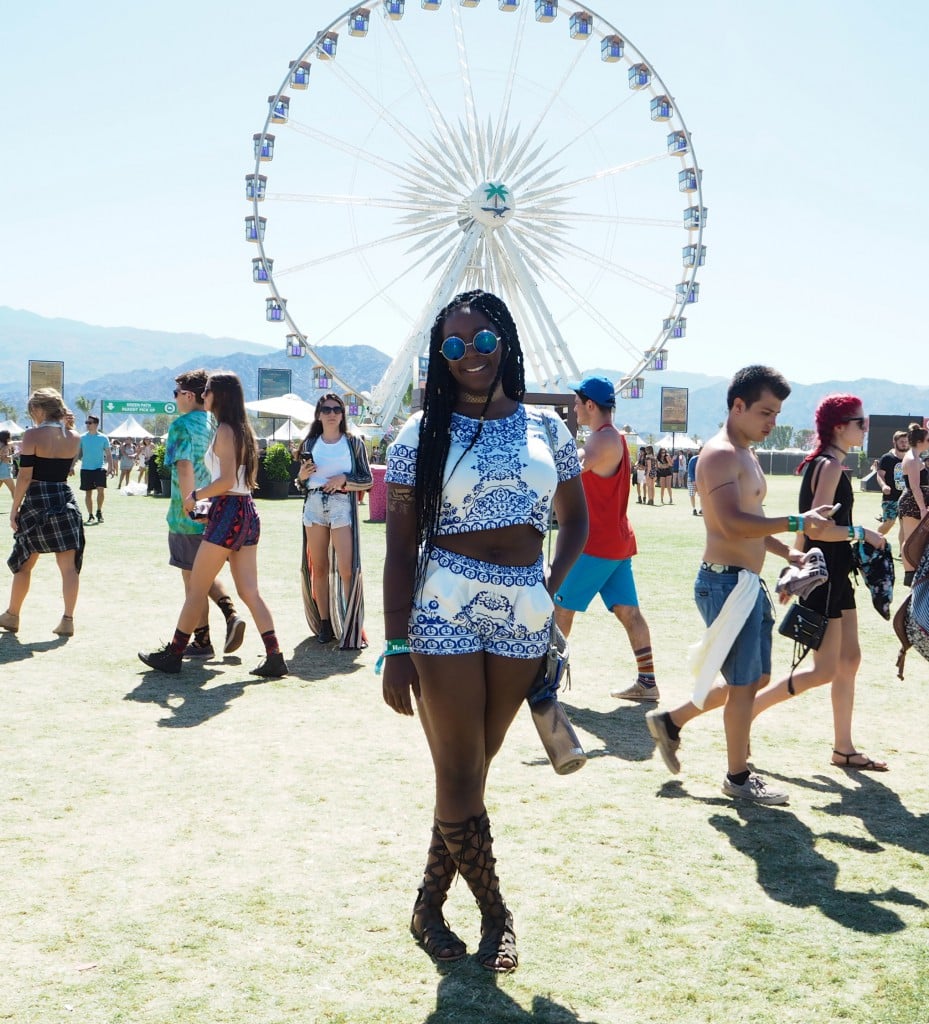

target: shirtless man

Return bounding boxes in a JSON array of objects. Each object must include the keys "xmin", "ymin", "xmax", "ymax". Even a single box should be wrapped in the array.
[{"xmin": 645, "ymin": 366, "xmax": 834, "ymax": 805}]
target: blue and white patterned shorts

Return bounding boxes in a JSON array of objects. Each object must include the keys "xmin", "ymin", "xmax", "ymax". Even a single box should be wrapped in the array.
[{"xmin": 410, "ymin": 547, "xmax": 552, "ymax": 659}]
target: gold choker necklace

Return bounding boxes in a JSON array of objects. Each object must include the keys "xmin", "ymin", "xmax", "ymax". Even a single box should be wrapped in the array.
[{"xmin": 458, "ymin": 386, "xmax": 502, "ymax": 405}]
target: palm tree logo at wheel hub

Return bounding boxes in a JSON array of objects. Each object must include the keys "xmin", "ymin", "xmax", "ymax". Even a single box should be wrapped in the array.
[{"xmin": 468, "ymin": 182, "xmax": 516, "ymax": 229}]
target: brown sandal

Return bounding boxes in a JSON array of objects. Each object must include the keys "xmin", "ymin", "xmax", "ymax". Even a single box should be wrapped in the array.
[
  {"xmin": 410, "ymin": 819, "xmax": 466, "ymax": 963},
  {"xmin": 477, "ymin": 907, "xmax": 518, "ymax": 973},
  {"xmin": 831, "ymin": 749, "xmax": 889, "ymax": 772}
]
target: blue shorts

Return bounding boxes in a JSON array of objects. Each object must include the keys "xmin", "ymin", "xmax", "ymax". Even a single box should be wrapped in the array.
[
  {"xmin": 554, "ymin": 553, "xmax": 638, "ymax": 612},
  {"xmin": 880, "ymin": 499, "xmax": 899, "ymax": 523},
  {"xmin": 303, "ymin": 490, "xmax": 353, "ymax": 529},
  {"xmin": 409, "ymin": 547, "xmax": 551, "ymax": 659},
  {"xmin": 694, "ymin": 568, "xmax": 773, "ymax": 687}
]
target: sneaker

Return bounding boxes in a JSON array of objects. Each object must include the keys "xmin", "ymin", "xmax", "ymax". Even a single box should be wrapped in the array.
[
  {"xmin": 85, "ymin": 515, "xmax": 96, "ymax": 525},
  {"xmin": 645, "ymin": 709, "xmax": 681, "ymax": 774},
  {"xmin": 138, "ymin": 644, "xmax": 182, "ymax": 674},
  {"xmin": 610, "ymin": 679, "xmax": 659, "ymax": 702},
  {"xmin": 721, "ymin": 772, "xmax": 789, "ymax": 806},
  {"xmin": 223, "ymin": 615, "xmax": 246, "ymax": 654},
  {"xmin": 96, "ymin": 511, "xmax": 104, "ymax": 523},
  {"xmin": 251, "ymin": 652, "xmax": 288, "ymax": 678},
  {"xmin": 184, "ymin": 641, "xmax": 214, "ymax": 659}
]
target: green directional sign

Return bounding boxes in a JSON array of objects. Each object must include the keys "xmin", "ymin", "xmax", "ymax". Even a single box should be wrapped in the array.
[{"xmin": 103, "ymin": 399, "xmax": 177, "ymax": 416}]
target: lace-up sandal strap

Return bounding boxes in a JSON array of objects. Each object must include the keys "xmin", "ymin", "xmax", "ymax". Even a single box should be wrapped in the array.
[{"xmin": 477, "ymin": 906, "xmax": 518, "ymax": 973}]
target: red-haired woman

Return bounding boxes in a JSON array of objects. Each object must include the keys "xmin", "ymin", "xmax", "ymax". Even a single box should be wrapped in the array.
[
  {"xmin": 897, "ymin": 422, "xmax": 929, "ymax": 587},
  {"xmin": 753, "ymin": 394, "xmax": 889, "ymax": 771}
]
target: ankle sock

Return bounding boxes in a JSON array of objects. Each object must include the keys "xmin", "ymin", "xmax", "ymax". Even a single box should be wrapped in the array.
[
  {"xmin": 193, "ymin": 626, "xmax": 211, "ymax": 648},
  {"xmin": 216, "ymin": 595, "xmax": 237, "ymax": 623},
  {"xmin": 634, "ymin": 646, "xmax": 656, "ymax": 686},
  {"xmin": 261, "ymin": 629, "xmax": 281, "ymax": 655},
  {"xmin": 663, "ymin": 713, "xmax": 681, "ymax": 741},
  {"xmin": 727, "ymin": 769, "xmax": 751, "ymax": 786},
  {"xmin": 169, "ymin": 629, "xmax": 191, "ymax": 656}
]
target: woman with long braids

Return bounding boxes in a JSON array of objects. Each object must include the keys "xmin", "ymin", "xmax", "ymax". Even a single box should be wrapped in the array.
[
  {"xmin": 381, "ymin": 290, "xmax": 587, "ymax": 972},
  {"xmin": 139, "ymin": 371, "xmax": 287, "ymax": 677},
  {"xmin": 297, "ymin": 392, "xmax": 372, "ymax": 648},
  {"xmin": 753, "ymin": 394, "xmax": 889, "ymax": 771}
]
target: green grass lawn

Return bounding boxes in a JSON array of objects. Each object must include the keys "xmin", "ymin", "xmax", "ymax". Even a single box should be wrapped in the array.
[{"xmin": 1, "ymin": 478, "xmax": 926, "ymax": 1024}]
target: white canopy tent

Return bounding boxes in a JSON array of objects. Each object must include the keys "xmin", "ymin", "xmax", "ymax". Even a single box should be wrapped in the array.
[
  {"xmin": 245, "ymin": 393, "xmax": 317, "ymax": 425},
  {"xmin": 0, "ymin": 419, "xmax": 26, "ymax": 436},
  {"xmin": 656, "ymin": 433, "xmax": 698, "ymax": 449},
  {"xmin": 105, "ymin": 415, "xmax": 154, "ymax": 439}
]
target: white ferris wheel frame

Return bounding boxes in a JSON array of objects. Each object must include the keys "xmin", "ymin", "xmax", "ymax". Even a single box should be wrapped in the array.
[{"xmin": 247, "ymin": 0, "xmax": 705, "ymax": 428}]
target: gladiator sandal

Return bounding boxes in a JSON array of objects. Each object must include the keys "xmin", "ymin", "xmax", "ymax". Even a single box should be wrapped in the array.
[
  {"xmin": 438, "ymin": 812, "xmax": 518, "ymax": 973},
  {"xmin": 410, "ymin": 818, "xmax": 467, "ymax": 963}
]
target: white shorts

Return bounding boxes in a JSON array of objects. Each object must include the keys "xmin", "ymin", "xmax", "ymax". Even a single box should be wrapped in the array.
[
  {"xmin": 303, "ymin": 490, "xmax": 353, "ymax": 529},
  {"xmin": 409, "ymin": 547, "xmax": 551, "ymax": 659}
]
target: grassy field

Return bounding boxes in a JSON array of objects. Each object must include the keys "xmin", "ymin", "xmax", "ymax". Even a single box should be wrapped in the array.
[{"xmin": 1, "ymin": 477, "xmax": 926, "ymax": 1024}]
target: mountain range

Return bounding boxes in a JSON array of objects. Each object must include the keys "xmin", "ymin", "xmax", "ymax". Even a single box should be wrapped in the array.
[{"xmin": 1, "ymin": 307, "xmax": 925, "ymax": 443}]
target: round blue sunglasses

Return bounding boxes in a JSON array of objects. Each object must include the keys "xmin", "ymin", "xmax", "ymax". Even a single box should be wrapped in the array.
[{"xmin": 440, "ymin": 328, "xmax": 500, "ymax": 362}]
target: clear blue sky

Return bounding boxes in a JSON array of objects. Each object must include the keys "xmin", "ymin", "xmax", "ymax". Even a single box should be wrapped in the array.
[{"xmin": 1, "ymin": 1, "xmax": 924, "ymax": 386}]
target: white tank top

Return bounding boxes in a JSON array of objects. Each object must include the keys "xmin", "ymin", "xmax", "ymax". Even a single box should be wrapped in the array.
[
  {"xmin": 204, "ymin": 440, "xmax": 250, "ymax": 495},
  {"xmin": 308, "ymin": 435, "xmax": 351, "ymax": 488}
]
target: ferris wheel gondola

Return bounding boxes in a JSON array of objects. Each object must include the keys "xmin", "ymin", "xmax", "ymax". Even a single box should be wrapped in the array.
[{"xmin": 246, "ymin": 1, "xmax": 705, "ymax": 428}]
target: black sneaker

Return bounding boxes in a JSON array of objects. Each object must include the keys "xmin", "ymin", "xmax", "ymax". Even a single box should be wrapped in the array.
[
  {"xmin": 96, "ymin": 511, "xmax": 104, "ymax": 523},
  {"xmin": 251, "ymin": 652, "xmax": 288, "ymax": 678},
  {"xmin": 138, "ymin": 644, "xmax": 182, "ymax": 674},
  {"xmin": 183, "ymin": 641, "xmax": 214, "ymax": 659},
  {"xmin": 223, "ymin": 615, "xmax": 246, "ymax": 654},
  {"xmin": 85, "ymin": 515, "xmax": 96, "ymax": 525}
]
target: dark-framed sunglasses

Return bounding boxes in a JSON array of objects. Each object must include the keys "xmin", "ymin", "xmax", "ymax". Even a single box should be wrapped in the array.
[
  {"xmin": 319, "ymin": 404, "xmax": 343, "ymax": 415},
  {"xmin": 440, "ymin": 328, "xmax": 500, "ymax": 362},
  {"xmin": 843, "ymin": 416, "xmax": 867, "ymax": 428}
]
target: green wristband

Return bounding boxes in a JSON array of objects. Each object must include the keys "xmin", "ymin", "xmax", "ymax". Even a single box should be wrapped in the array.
[{"xmin": 787, "ymin": 514, "xmax": 804, "ymax": 532}]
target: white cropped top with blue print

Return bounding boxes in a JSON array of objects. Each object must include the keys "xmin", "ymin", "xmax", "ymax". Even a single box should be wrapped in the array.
[{"xmin": 386, "ymin": 405, "xmax": 581, "ymax": 537}]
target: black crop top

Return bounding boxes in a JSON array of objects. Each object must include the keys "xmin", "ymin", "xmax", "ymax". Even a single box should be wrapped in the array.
[{"xmin": 18, "ymin": 453, "xmax": 73, "ymax": 483}]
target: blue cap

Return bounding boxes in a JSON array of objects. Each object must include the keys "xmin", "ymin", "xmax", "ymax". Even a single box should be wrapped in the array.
[{"xmin": 570, "ymin": 375, "xmax": 615, "ymax": 408}]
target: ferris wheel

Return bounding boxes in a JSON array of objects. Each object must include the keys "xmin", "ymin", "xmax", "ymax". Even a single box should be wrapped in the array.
[{"xmin": 245, "ymin": 0, "xmax": 705, "ymax": 428}]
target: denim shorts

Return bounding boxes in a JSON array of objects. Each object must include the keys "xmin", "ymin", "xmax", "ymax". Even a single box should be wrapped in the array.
[
  {"xmin": 409, "ymin": 547, "xmax": 551, "ymax": 659},
  {"xmin": 303, "ymin": 490, "xmax": 353, "ymax": 529},
  {"xmin": 694, "ymin": 568, "xmax": 773, "ymax": 686},
  {"xmin": 554, "ymin": 553, "xmax": 638, "ymax": 612}
]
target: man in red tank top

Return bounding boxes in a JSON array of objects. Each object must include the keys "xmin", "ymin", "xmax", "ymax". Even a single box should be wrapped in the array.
[{"xmin": 553, "ymin": 376, "xmax": 659, "ymax": 702}]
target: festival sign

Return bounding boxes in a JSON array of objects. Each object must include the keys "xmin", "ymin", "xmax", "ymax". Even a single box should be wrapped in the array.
[
  {"xmin": 103, "ymin": 400, "xmax": 177, "ymax": 416},
  {"xmin": 29, "ymin": 360, "xmax": 64, "ymax": 394},
  {"xmin": 258, "ymin": 368, "xmax": 292, "ymax": 399},
  {"xmin": 660, "ymin": 386, "xmax": 689, "ymax": 434}
]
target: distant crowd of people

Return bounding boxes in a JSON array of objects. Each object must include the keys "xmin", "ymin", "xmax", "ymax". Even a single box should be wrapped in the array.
[{"xmin": 0, "ymin": 290, "xmax": 916, "ymax": 976}]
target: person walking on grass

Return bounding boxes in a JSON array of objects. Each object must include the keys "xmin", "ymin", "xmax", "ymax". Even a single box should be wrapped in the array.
[
  {"xmin": 76, "ymin": 415, "xmax": 113, "ymax": 524},
  {"xmin": 644, "ymin": 366, "xmax": 835, "ymax": 805},
  {"xmin": 751, "ymin": 394, "xmax": 889, "ymax": 773},
  {"xmin": 161, "ymin": 369, "xmax": 246, "ymax": 661},
  {"xmin": 687, "ymin": 447, "xmax": 702, "ymax": 516},
  {"xmin": 1, "ymin": 388, "xmax": 82, "ymax": 637},
  {"xmin": 875, "ymin": 430, "xmax": 907, "ymax": 540},
  {"xmin": 382, "ymin": 290, "xmax": 587, "ymax": 972},
  {"xmin": 139, "ymin": 371, "xmax": 286, "ymax": 678},
  {"xmin": 553, "ymin": 375, "xmax": 660, "ymax": 703}
]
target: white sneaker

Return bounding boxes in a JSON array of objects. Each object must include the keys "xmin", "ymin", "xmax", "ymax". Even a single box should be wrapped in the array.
[
  {"xmin": 721, "ymin": 773, "xmax": 788, "ymax": 806},
  {"xmin": 610, "ymin": 679, "xmax": 659, "ymax": 702}
]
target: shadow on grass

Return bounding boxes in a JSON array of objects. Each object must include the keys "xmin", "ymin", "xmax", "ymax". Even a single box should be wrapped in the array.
[
  {"xmin": 708, "ymin": 802, "xmax": 926, "ymax": 934},
  {"xmin": 769, "ymin": 769, "xmax": 929, "ymax": 858},
  {"xmin": 560, "ymin": 701, "xmax": 654, "ymax": 763},
  {"xmin": 422, "ymin": 963, "xmax": 602, "ymax": 1024},
  {"xmin": 0, "ymin": 633, "xmax": 69, "ymax": 664},
  {"xmin": 286, "ymin": 636, "xmax": 368, "ymax": 682},
  {"xmin": 125, "ymin": 665, "xmax": 267, "ymax": 728}
]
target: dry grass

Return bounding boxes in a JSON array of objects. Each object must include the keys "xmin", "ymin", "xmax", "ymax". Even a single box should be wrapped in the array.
[{"xmin": 1, "ymin": 478, "xmax": 926, "ymax": 1023}]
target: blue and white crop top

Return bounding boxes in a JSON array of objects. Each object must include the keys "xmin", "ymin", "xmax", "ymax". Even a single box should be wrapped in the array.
[
  {"xmin": 386, "ymin": 405, "xmax": 580, "ymax": 536},
  {"xmin": 204, "ymin": 440, "xmax": 250, "ymax": 495}
]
